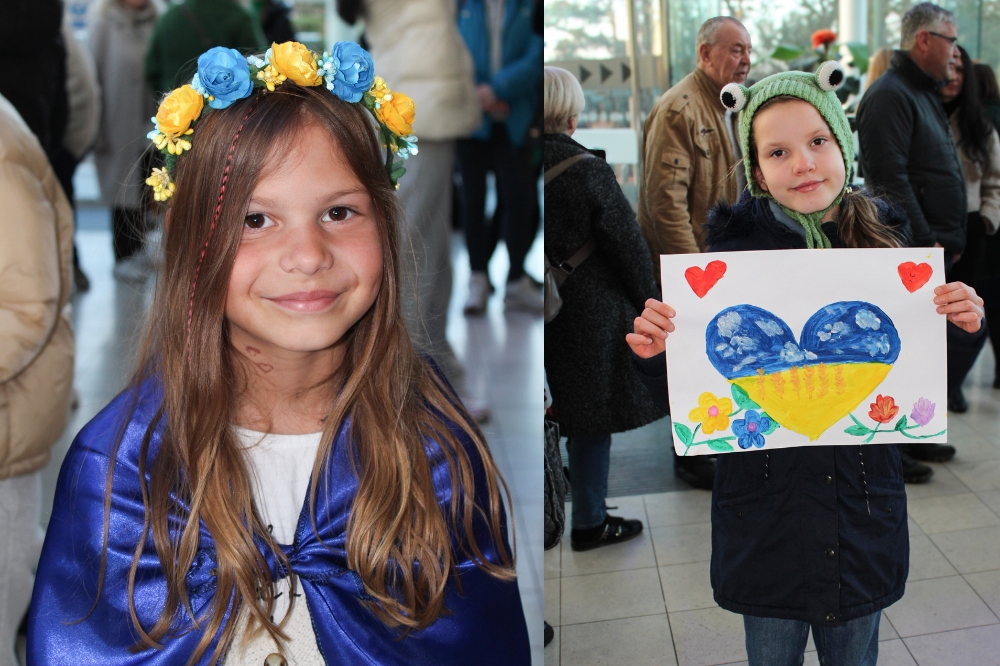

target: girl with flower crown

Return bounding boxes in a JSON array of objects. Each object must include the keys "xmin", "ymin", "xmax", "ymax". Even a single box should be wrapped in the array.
[
  {"xmin": 626, "ymin": 65, "xmax": 984, "ymax": 666},
  {"xmin": 28, "ymin": 42, "xmax": 529, "ymax": 665}
]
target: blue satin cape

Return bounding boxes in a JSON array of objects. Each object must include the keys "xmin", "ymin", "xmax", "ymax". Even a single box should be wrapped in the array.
[{"xmin": 27, "ymin": 377, "xmax": 529, "ymax": 664}]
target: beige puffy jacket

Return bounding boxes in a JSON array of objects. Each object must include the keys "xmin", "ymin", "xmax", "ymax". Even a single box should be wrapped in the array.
[{"xmin": 0, "ymin": 93, "xmax": 75, "ymax": 480}]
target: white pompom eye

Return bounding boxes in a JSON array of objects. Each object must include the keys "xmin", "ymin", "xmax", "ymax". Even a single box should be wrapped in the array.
[
  {"xmin": 720, "ymin": 83, "xmax": 748, "ymax": 111},
  {"xmin": 816, "ymin": 61, "xmax": 846, "ymax": 91}
]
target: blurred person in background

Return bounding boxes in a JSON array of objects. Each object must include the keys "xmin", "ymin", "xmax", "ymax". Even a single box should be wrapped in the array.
[
  {"xmin": 939, "ymin": 46, "xmax": 997, "ymax": 411},
  {"xmin": 55, "ymin": 19, "xmax": 101, "ymax": 293},
  {"xmin": 90, "ymin": 0, "xmax": 161, "ymax": 282},
  {"xmin": 544, "ymin": 66, "xmax": 663, "ymax": 551},
  {"xmin": 638, "ymin": 17, "xmax": 750, "ymax": 265},
  {"xmin": 0, "ymin": 91, "xmax": 75, "ymax": 666},
  {"xmin": 254, "ymin": 0, "xmax": 295, "ymax": 45},
  {"xmin": 145, "ymin": 0, "xmax": 265, "ymax": 97},
  {"xmin": 457, "ymin": 0, "xmax": 543, "ymax": 316},
  {"xmin": 867, "ymin": 47, "xmax": 893, "ymax": 88},
  {"xmin": 974, "ymin": 64, "xmax": 1000, "ymax": 388},
  {"xmin": 338, "ymin": 0, "xmax": 490, "ymax": 418}
]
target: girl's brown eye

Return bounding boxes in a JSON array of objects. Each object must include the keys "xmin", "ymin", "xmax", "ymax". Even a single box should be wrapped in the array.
[
  {"xmin": 329, "ymin": 207, "xmax": 349, "ymax": 221},
  {"xmin": 245, "ymin": 213, "xmax": 266, "ymax": 229}
]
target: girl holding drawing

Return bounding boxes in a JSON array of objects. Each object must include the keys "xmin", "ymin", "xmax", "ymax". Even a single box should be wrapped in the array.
[
  {"xmin": 29, "ymin": 43, "xmax": 528, "ymax": 664},
  {"xmin": 626, "ymin": 65, "xmax": 985, "ymax": 666}
]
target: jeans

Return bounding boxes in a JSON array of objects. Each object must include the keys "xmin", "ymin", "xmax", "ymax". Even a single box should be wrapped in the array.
[
  {"xmin": 566, "ymin": 434, "xmax": 611, "ymax": 530},
  {"xmin": 744, "ymin": 612, "xmax": 880, "ymax": 666}
]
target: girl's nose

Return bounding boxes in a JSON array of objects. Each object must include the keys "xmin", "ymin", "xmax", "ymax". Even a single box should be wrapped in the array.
[
  {"xmin": 793, "ymin": 151, "xmax": 815, "ymax": 174},
  {"xmin": 279, "ymin": 223, "xmax": 333, "ymax": 274}
]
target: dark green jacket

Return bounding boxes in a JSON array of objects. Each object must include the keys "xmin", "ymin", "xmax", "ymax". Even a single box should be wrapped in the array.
[
  {"xmin": 857, "ymin": 51, "xmax": 967, "ymax": 253},
  {"xmin": 145, "ymin": 0, "xmax": 266, "ymax": 97}
]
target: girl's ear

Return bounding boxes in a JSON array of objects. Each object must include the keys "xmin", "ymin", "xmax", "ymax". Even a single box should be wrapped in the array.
[{"xmin": 754, "ymin": 167, "xmax": 768, "ymax": 193}]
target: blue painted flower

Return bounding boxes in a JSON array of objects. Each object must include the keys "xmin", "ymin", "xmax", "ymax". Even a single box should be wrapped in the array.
[
  {"xmin": 321, "ymin": 42, "xmax": 374, "ymax": 103},
  {"xmin": 732, "ymin": 410, "xmax": 770, "ymax": 449},
  {"xmin": 197, "ymin": 47, "xmax": 253, "ymax": 109}
]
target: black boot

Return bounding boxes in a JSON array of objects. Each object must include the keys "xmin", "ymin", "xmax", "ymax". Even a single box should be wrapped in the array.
[
  {"xmin": 674, "ymin": 452, "xmax": 716, "ymax": 490},
  {"xmin": 570, "ymin": 514, "xmax": 643, "ymax": 551},
  {"xmin": 544, "ymin": 621, "xmax": 554, "ymax": 647},
  {"xmin": 900, "ymin": 452, "xmax": 934, "ymax": 484}
]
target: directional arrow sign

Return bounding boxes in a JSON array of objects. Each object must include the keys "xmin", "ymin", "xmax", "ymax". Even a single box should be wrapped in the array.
[
  {"xmin": 580, "ymin": 66, "xmax": 591, "ymax": 83},
  {"xmin": 622, "ymin": 62, "xmax": 631, "ymax": 82},
  {"xmin": 600, "ymin": 64, "xmax": 613, "ymax": 83}
]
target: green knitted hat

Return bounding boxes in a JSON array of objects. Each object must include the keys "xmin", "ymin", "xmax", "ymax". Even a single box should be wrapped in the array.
[{"xmin": 720, "ymin": 62, "xmax": 853, "ymax": 249}]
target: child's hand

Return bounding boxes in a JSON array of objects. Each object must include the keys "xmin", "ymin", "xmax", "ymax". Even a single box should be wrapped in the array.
[
  {"xmin": 934, "ymin": 282, "xmax": 984, "ymax": 333},
  {"xmin": 627, "ymin": 299, "xmax": 676, "ymax": 359}
]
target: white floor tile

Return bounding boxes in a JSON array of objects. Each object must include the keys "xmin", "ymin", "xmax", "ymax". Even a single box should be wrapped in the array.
[
  {"xmin": 545, "ymin": 577, "xmax": 560, "ymax": 627},
  {"xmin": 650, "ymin": 523, "xmax": 713, "ymax": 567},
  {"xmin": 560, "ymin": 568, "xmax": 666, "ymax": 626},
  {"xmin": 644, "ymin": 490, "xmax": 713, "ymax": 528},
  {"xmin": 930, "ymin": 526, "xmax": 1000, "ymax": 573},
  {"xmin": 875, "ymin": 638, "xmax": 917, "ymax": 665},
  {"xmin": 558, "ymin": 615, "xmax": 677, "ymax": 666},
  {"xmin": 903, "ymin": 624, "xmax": 1000, "ymax": 665},
  {"xmin": 883, "ymin": 575, "xmax": 998, "ymax": 637},
  {"xmin": 907, "ymin": 534, "xmax": 958, "ymax": 581},
  {"xmin": 659, "ymin": 561, "xmax": 717, "ymax": 613},
  {"xmin": 907, "ymin": 493, "xmax": 1000, "ymax": 534},
  {"xmin": 963, "ymin": 570, "xmax": 1000, "ymax": 618},
  {"xmin": 668, "ymin": 607, "xmax": 746, "ymax": 666}
]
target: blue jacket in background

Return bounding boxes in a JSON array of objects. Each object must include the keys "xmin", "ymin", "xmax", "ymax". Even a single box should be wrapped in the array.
[{"xmin": 457, "ymin": 0, "xmax": 541, "ymax": 146}]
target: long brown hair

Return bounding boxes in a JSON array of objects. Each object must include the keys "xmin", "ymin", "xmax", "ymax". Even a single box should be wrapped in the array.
[
  {"xmin": 94, "ymin": 84, "xmax": 515, "ymax": 664},
  {"xmin": 747, "ymin": 95, "xmax": 902, "ymax": 249}
]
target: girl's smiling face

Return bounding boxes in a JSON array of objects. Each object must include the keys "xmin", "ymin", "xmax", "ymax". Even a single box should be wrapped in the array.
[
  {"xmin": 752, "ymin": 99, "xmax": 846, "ymax": 215},
  {"xmin": 225, "ymin": 123, "xmax": 383, "ymax": 361}
]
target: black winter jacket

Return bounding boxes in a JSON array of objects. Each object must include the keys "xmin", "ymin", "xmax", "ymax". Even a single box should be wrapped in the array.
[
  {"xmin": 857, "ymin": 51, "xmax": 967, "ymax": 253},
  {"xmin": 545, "ymin": 132, "xmax": 664, "ymax": 436},
  {"xmin": 634, "ymin": 190, "xmax": 911, "ymax": 625}
]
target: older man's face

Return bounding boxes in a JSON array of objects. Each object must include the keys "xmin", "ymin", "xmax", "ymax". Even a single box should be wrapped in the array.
[
  {"xmin": 704, "ymin": 22, "xmax": 752, "ymax": 89},
  {"xmin": 922, "ymin": 21, "xmax": 959, "ymax": 82}
]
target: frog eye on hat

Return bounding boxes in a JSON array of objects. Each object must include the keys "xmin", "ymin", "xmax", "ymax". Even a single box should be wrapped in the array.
[
  {"xmin": 720, "ymin": 83, "xmax": 750, "ymax": 112},
  {"xmin": 816, "ymin": 61, "xmax": 846, "ymax": 92}
]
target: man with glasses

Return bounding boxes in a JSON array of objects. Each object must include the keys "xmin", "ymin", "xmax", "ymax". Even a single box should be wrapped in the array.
[{"xmin": 857, "ymin": 2, "xmax": 972, "ymax": 481}]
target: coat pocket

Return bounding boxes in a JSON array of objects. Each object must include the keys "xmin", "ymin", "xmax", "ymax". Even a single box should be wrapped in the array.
[{"xmin": 660, "ymin": 149, "xmax": 691, "ymax": 189}]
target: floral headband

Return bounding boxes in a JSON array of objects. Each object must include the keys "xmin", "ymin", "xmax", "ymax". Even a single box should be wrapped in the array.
[{"xmin": 145, "ymin": 41, "xmax": 418, "ymax": 201}]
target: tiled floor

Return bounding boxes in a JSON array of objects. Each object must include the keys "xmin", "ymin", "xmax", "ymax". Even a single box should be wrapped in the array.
[
  {"xmin": 36, "ymin": 204, "xmax": 544, "ymax": 663},
  {"xmin": 546, "ymin": 345, "xmax": 1000, "ymax": 666}
]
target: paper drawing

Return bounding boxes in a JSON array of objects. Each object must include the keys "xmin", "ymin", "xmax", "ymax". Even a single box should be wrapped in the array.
[{"xmin": 662, "ymin": 250, "xmax": 948, "ymax": 455}]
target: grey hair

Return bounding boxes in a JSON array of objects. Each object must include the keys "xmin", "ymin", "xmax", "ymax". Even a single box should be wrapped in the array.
[
  {"xmin": 696, "ymin": 16, "xmax": 745, "ymax": 51},
  {"xmin": 900, "ymin": 2, "xmax": 955, "ymax": 49},
  {"xmin": 544, "ymin": 67, "xmax": 586, "ymax": 134}
]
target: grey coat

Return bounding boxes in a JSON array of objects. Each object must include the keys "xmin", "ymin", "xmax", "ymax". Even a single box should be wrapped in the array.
[
  {"xmin": 89, "ymin": 2, "xmax": 158, "ymax": 209},
  {"xmin": 544, "ymin": 133, "xmax": 664, "ymax": 436}
]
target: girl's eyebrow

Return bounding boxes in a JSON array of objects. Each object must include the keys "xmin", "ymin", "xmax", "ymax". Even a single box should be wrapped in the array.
[{"xmin": 249, "ymin": 188, "xmax": 368, "ymax": 209}]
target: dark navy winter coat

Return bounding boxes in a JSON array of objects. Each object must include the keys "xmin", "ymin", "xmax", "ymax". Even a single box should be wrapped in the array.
[{"xmin": 634, "ymin": 190, "xmax": 912, "ymax": 625}]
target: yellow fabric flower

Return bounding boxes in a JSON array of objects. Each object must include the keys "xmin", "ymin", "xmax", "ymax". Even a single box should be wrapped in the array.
[
  {"xmin": 256, "ymin": 65, "xmax": 287, "ymax": 92},
  {"xmin": 155, "ymin": 85, "xmax": 204, "ymax": 139},
  {"xmin": 376, "ymin": 91, "xmax": 415, "ymax": 137},
  {"xmin": 270, "ymin": 41, "xmax": 321, "ymax": 86},
  {"xmin": 688, "ymin": 392, "xmax": 733, "ymax": 434},
  {"xmin": 145, "ymin": 167, "xmax": 175, "ymax": 202}
]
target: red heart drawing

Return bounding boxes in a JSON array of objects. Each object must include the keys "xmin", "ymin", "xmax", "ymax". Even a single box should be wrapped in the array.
[
  {"xmin": 898, "ymin": 262, "xmax": 933, "ymax": 293},
  {"xmin": 685, "ymin": 260, "xmax": 727, "ymax": 298}
]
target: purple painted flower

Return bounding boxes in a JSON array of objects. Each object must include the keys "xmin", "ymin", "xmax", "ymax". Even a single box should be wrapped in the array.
[{"xmin": 910, "ymin": 397, "xmax": 936, "ymax": 427}]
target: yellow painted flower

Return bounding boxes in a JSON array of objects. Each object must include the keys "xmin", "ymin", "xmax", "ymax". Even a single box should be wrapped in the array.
[
  {"xmin": 376, "ymin": 90, "xmax": 415, "ymax": 137},
  {"xmin": 155, "ymin": 85, "xmax": 204, "ymax": 139},
  {"xmin": 256, "ymin": 64, "xmax": 287, "ymax": 92},
  {"xmin": 270, "ymin": 41, "xmax": 321, "ymax": 86},
  {"xmin": 688, "ymin": 392, "xmax": 733, "ymax": 434},
  {"xmin": 145, "ymin": 167, "xmax": 175, "ymax": 202}
]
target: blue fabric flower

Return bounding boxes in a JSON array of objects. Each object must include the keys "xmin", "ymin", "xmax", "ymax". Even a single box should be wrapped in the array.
[
  {"xmin": 322, "ymin": 42, "xmax": 374, "ymax": 103},
  {"xmin": 732, "ymin": 410, "xmax": 770, "ymax": 449},
  {"xmin": 197, "ymin": 47, "xmax": 253, "ymax": 109}
]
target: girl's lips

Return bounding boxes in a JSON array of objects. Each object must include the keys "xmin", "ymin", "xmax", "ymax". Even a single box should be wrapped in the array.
[
  {"xmin": 793, "ymin": 180, "xmax": 824, "ymax": 193},
  {"xmin": 268, "ymin": 290, "xmax": 339, "ymax": 312}
]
